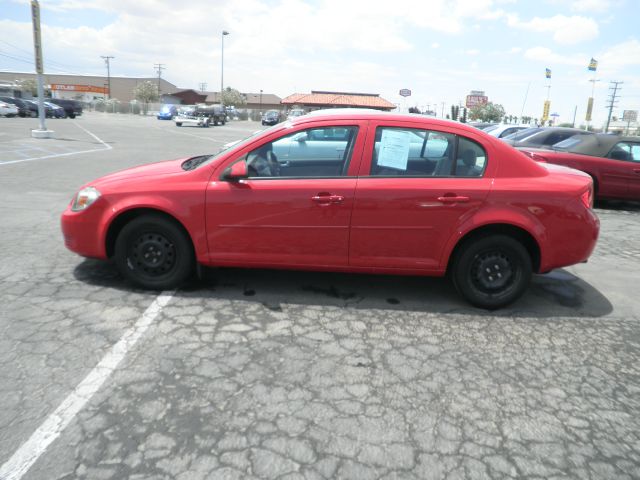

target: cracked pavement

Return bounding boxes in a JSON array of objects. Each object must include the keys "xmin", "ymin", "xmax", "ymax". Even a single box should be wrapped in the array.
[{"xmin": 1, "ymin": 114, "xmax": 639, "ymax": 479}]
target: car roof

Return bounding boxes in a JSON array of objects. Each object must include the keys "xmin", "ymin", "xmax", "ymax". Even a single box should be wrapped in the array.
[
  {"xmin": 554, "ymin": 133, "xmax": 640, "ymax": 156},
  {"xmin": 295, "ymin": 108, "xmax": 480, "ymax": 133}
]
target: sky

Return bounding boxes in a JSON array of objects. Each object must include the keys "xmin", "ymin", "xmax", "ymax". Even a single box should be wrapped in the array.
[{"xmin": 1, "ymin": 0, "xmax": 639, "ymax": 126}]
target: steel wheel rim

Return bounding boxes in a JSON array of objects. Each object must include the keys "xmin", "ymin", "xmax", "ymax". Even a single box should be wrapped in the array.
[
  {"xmin": 129, "ymin": 232, "xmax": 176, "ymax": 278},
  {"xmin": 470, "ymin": 251, "xmax": 515, "ymax": 294}
]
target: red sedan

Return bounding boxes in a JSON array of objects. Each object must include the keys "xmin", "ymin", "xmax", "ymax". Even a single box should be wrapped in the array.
[
  {"xmin": 519, "ymin": 133, "xmax": 640, "ymax": 201},
  {"xmin": 61, "ymin": 110, "xmax": 599, "ymax": 309}
]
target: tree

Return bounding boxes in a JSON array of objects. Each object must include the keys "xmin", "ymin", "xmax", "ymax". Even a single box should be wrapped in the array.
[
  {"xmin": 221, "ymin": 87, "xmax": 246, "ymax": 107},
  {"xmin": 133, "ymin": 81, "xmax": 158, "ymax": 115},
  {"xmin": 17, "ymin": 78, "xmax": 38, "ymax": 96},
  {"xmin": 408, "ymin": 106, "xmax": 421, "ymax": 114},
  {"xmin": 469, "ymin": 102, "xmax": 506, "ymax": 122}
]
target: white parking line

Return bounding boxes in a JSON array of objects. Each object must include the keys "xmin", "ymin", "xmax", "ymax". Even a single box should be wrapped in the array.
[
  {"xmin": 0, "ymin": 122, "xmax": 112, "ymax": 166},
  {"xmin": 0, "ymin": 292, "xmax": 174, "ymax": 480}
]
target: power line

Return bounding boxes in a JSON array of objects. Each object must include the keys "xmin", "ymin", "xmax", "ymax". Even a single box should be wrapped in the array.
[
  {"xmin": 101, "ymin": 55, "xmax": 114, "ymax": 100},
  {"xmin": 605, "ymin": 81, "xmax": 623, "ymax": 133}
]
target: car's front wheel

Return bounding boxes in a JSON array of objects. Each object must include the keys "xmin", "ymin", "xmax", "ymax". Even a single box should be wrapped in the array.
[
  {"xmin": 451, "ymin": 235, "xmax": 532, "ymax": 309},
  {"xmin": 114, "ymin": 215, "xmax": 195, "ymax": 289}
]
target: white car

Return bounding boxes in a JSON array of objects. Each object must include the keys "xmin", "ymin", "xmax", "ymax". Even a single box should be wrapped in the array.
[
  {"xmin": 0, "ymin": 101, "xmax": 19, "ymax": 117},
  {"xmin": 483, "ymin": 124, "xmax": 530, "ymax": 139}
]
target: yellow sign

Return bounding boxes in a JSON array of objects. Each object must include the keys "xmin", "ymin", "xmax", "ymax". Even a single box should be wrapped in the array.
[
  {"xmin": 542, "ymin": 100, "xmax": 550, "ymax": 123},
  {"xmin": 585, "ymin": 97, "xmax": 594, "ymax": 121},
  {"xmin": 31, "ymin": 0, "xmax": 43, "ymax": 74}
]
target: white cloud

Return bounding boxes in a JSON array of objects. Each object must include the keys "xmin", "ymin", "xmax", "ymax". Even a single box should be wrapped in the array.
[
  {"xmin": 524, "ymin": 47, "xmax": 586, "ymax": 66},
  {"xmin": 507, "ymin": 14, "xmax": 599, "ymax": 44},
  {"xmin": 570, "ymin": 0, "xmax": 611, "ymax": 13}
]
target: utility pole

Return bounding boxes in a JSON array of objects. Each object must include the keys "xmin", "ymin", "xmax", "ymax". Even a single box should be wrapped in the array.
[
  {"xmin": 100, "ymin": 55, "xmax": 114, "ymax": 100},
  {"xmin": 154, "ymin": 63, "xmax": 166, "ymax": 99},
  {"xmin": 604, "ymin": 81, "xmax": 623, "ymax": 133},
  {"xmin": 199, "ymin": 82, "xmax": 207, "ymax": 92}
]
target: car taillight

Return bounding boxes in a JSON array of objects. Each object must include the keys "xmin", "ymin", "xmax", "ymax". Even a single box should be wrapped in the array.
[{"xmin": 580, "ymin": 186, "xmax": 594, "ymax": 209}]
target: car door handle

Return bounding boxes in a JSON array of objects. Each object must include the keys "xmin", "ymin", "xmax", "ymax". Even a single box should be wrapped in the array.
[
  {"xmin": 633, "ymin": 168, "xmax": 640, "ymax": 175},
  {"xmin": 311, "ymin": 194, "xmax": 344, "ymax": 204},
  {"xmin": 437, "ymin": 195, "xmax": 470, "ymax": 203}
]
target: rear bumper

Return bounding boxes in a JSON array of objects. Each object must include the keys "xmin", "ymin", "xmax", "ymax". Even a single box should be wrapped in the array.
[{"xmin": 541, "ymin": 205, "xmax": 600, "ymax": 272}]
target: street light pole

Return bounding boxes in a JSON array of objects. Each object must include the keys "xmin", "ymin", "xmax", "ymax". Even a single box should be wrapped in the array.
[
  {"xmin": 259, "ymin": 89, "xmax": 263, "ymax": 114},
  {"xmin": 220, "ymin": 30, "xmax": 229, "ymax": 107}
]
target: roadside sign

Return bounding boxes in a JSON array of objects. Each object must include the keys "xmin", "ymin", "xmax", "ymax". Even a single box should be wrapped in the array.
[
  {"xmin": 542, "ymin": 100, "xmax": 550, "ymax": 122},
  {"xmin": 399, "ymin": 89, "xmax": 411, "ymax": 97},
  {"xmin": 466, "ymin": 94, "xmax": 488, "ymax": 108},
  {"xmin": 623, "ymin": 110, "xmax": 638, "ymax": 122},
  {"xmin": 585, "ymin": 97, "xmax": 594, "ymax": 121}
]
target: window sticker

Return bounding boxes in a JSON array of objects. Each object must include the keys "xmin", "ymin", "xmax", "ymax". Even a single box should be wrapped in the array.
[{"xmin": 377, "ymin": 129, "xmax": 411, "ymax": 170}]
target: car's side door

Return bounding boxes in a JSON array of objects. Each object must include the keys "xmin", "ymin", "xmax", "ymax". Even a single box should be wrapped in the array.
[
  {"xmin": 349, "ymin": 122, "xmax": 493, "ymax": 272},
  {"xmin": 204, "ymin": 121, "xmax": 366, "ymax": 268},
  {"xmin": 606, "ymin": 141, "xmax": 640, "ymax": 199}
]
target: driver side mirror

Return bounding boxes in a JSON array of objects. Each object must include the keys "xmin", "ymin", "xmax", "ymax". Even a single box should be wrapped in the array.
[{"xmin": 221, "ymin": 160, "xmax": 248, "ymax": 181}]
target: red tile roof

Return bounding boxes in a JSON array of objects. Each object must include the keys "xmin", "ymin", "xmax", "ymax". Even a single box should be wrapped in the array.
[{"xmin": 281, "ymin": 91, "xmax": 395, "ymax": 110}]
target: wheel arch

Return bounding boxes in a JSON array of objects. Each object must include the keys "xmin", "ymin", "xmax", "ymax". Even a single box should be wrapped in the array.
[
  {"xmin": 446, "ymin": 223, "xmax": 541, "ymax": 275},
  {"xmin": 105, "ymin": 207, "xmax": 195, "ymax": 259}
]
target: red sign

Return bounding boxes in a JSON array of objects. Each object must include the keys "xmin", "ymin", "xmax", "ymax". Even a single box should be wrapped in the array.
[
  {"xmin": 466, "ymin": 95, "xmax": 488, "ymax": 108},
  {"xmin": 51, "ymin": 84, "xmax": 109, "ymax": 94},
  {"xmin": 399, "ymin": 89, "xmax": 411, "ymax": 97}
]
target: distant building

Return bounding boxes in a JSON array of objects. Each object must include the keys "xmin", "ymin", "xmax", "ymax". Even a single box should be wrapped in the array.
[
  {"xmin": 281, "ymin": 91, "xmax": 396, "ymax": 112},
  {"xmin": 0, "ymin": 71, "xmax": 179, "ymax": 102},
  {"xmin": 169, "ymin": 89, "xmax": 281, "ymax": 110}
]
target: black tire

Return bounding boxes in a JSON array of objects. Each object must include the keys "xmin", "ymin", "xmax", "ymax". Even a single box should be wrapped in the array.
[
  {"xmin": 451, "ymin": 235, "xmax": 532, "ymax": 309},
  {"xmin": 176, "ymin": 122, "xmax": 182, "ymax": 127},
  {"xmin": 114, "ymin": 215, "xmax": 195, "ymax": 289},
  {"xmin": 68, "ymin": 113, "xmax": 75, "ymax": 119}
]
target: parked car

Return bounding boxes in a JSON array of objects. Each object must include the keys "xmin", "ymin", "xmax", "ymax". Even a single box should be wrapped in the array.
[
  {"xmin": 287, "ymin": 108, "xmax": 305, "ymax": 119},
  {"xmin": 23, "ymin": 99, "xmax": 53, "ymax": 117},
  {"xmin": 519, "ymin": 134, "xmax": 640, "ymax": 201},
  {"xmin": 19, "ymin": 99, "xmax": 39, "ymax": 117},
  {"xmin": 47, "ymin": 98, "xmax": 83, "ymax": 118},
  {"xmin": 0, "ymin": 100, "xmax": 19, "ymax": 117},
  {"xmin": 0, "ymin": 96, "xmax": 30, "ymax": 117},
  {"xmin": 482, "ymin": 124, "xmax": 530, "ymax": 139},
  {"xmin": 44, "ymin": 101, "xmax": 66, "ymax": 118},
  {"xmin": 157, "ymin": 104, "xmax": 178, "ymax": 120},
  {"xmin": 502, "ymin": 127, "xmax": 591, "ymax": 148},
  {"xmin": 469, "ymin": 122, "xmax": 498, "ymax": 130},
  {"xmin": 61, "ymin": 109, "xmax": 599, "ymax": 309},
  {"xmin": 261, "ymin": 110, "xmax": 281, "ymax": 126}
]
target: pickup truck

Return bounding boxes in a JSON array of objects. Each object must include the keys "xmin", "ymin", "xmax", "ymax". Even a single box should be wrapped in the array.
[{"xmin": 175, "ymin": 104, "xmax": 226, "ymax": 127}]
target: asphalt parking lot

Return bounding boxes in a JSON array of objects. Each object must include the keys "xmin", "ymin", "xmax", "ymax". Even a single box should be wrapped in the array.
[{"xmin": 1, "ymin": 112, "xmax": 639, "ymax": 480}]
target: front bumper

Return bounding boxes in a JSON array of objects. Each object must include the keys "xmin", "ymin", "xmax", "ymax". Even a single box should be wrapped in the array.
[{"xmin": 60, "ymin": 204, "xmax": 108, "ymax": 259}]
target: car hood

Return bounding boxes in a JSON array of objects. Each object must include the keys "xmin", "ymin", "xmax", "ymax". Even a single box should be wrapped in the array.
[{"xmin": 90, "ymin": 158, "xmax": 191, "ymax": 188}]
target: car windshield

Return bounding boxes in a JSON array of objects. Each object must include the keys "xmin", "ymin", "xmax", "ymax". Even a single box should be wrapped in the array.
[
  {"xmin": 185, "ymin": 124, "xmax": 283, "ymax": 170},
  {"xmin": 552, "ymin": 135, "xmax": 586, "ymax": 150},
  {"xmin": 482, "ymin": 125, "xmax": 499, "ymax": 133},
  {"xmin": 503, "ymin": 127, "xmax": 542, "ymax": 141}
]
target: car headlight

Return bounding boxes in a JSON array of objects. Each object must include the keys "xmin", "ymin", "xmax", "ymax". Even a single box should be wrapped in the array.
[{"xmin": 71, "ymin": 186, "xmax": 101, "ymax": 212}]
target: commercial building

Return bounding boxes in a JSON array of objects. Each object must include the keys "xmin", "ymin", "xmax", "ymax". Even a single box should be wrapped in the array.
[{"xmin": 281, "ymin": 91, "xmax": 396, "ymax": 112}]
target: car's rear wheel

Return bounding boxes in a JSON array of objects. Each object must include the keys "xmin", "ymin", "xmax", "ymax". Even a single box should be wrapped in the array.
[
  {"xmin": 176, "ymin": 122, "xmax": 182, "ymax": 127},
  {"xmin": 114, "ymin": 215, "xmax": 195, "ymax": 289},
  {"xmin": 451, "ymin": 235, "xmax": 531, "ymax": 309},
  {"xmin": 68, "ymin": 113, "xmax": 75, "ymax": 119}
]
